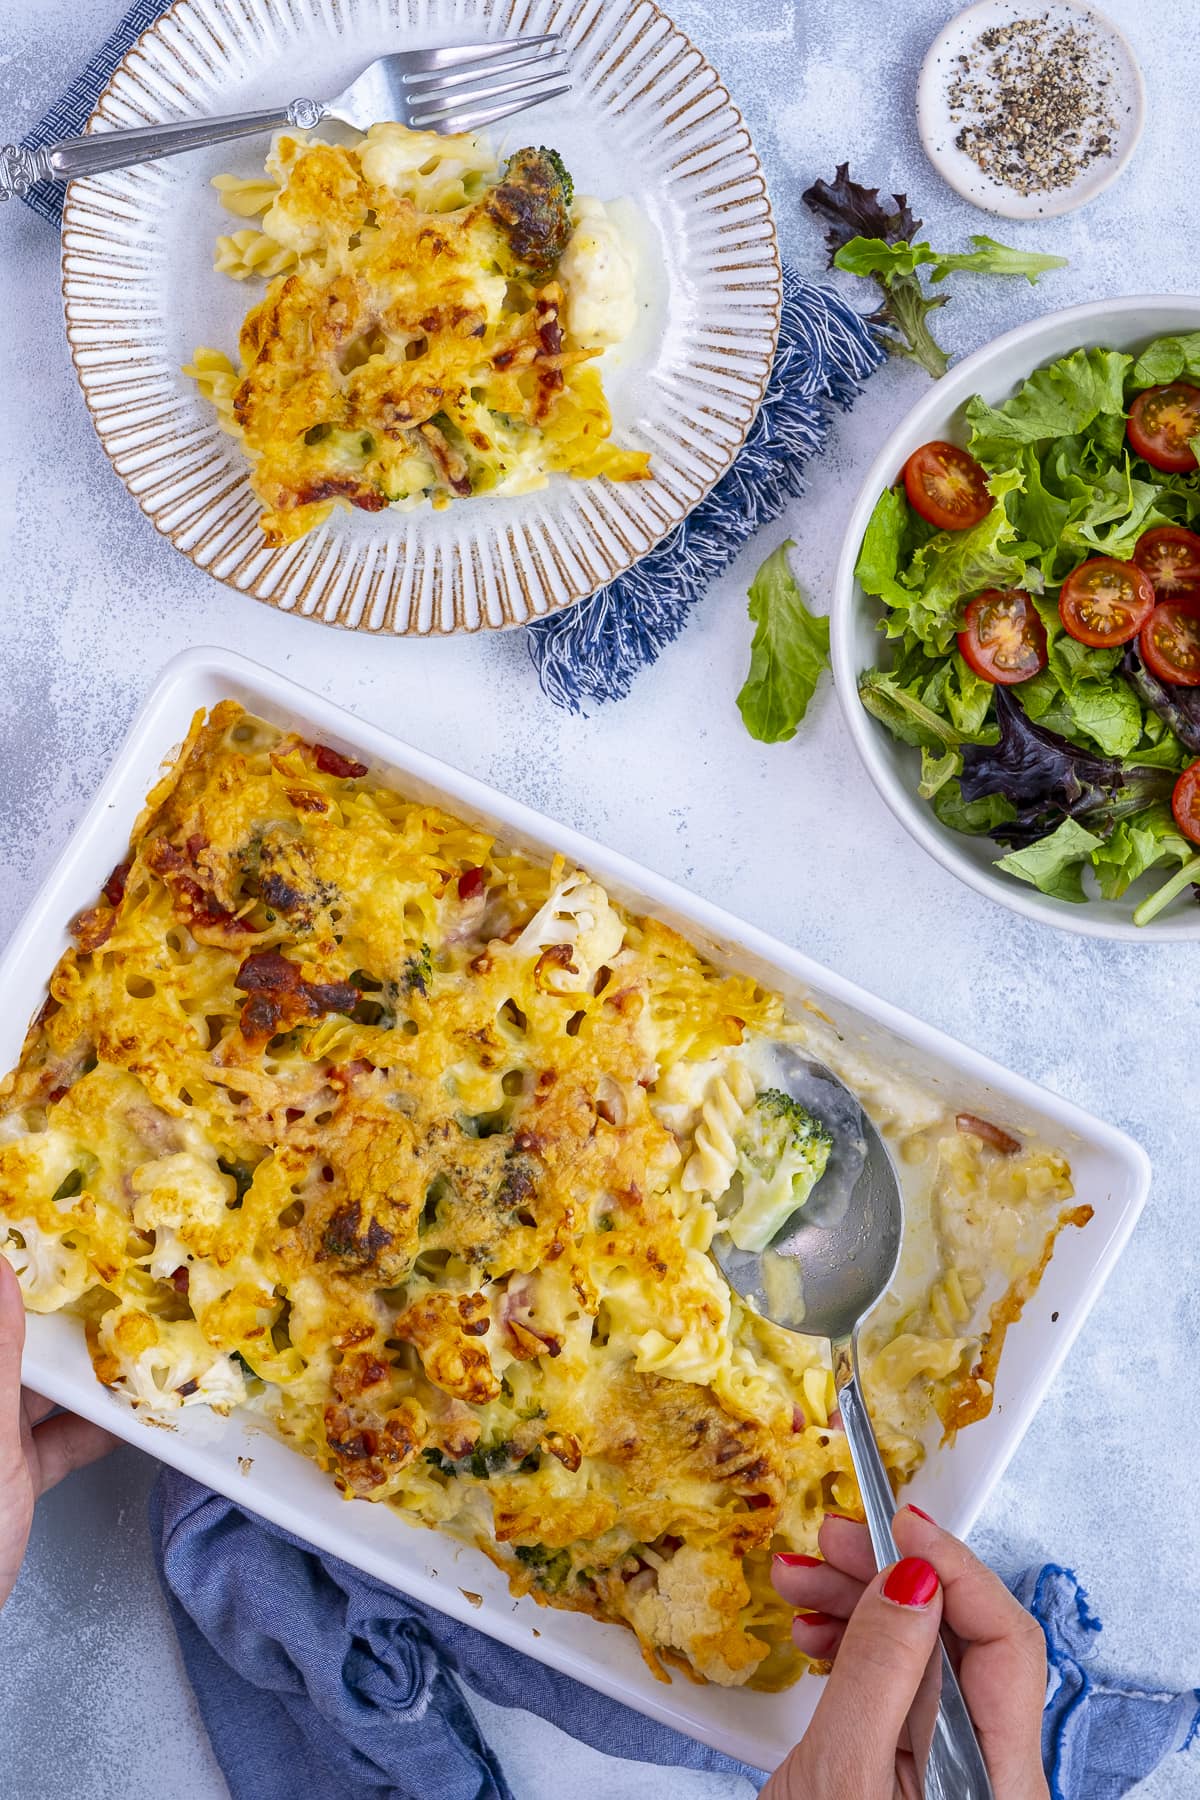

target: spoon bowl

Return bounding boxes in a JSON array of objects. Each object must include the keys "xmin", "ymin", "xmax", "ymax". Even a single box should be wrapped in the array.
[
  {"xmin": 714, "ymin": 1046, "xmax": 995, "ymax": 1800},
  {"xmin": 712, "ymin": 1047, "xmax": 902, "ymax": 1344}
]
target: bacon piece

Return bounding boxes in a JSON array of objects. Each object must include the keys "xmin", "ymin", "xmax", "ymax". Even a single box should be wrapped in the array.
[
  {"xmin": 233, "ymin": 951, "xmax": 360, "ymax": 1045},
  {"xmin": 72, "ymin": 905, "xmax": 115, "ymax": 953},
  {"xmin": 457, "ymin": 866, "xmax": 486, "ymax": 901},
  {"xmin": 956, "ymin": 1112, "xmax": 1021, "ymax": 1156},
  {"xmin": 313, "ymin": 744, "xmax": 368, "ymax": 780},
  {"xmin": 169, "ymin": 1266, "xmax": 190, "ymax": 1295},
  {"xmin": 102, "ymin": 859, "xmax": 132, "ymax": 908},
  {"xmin": 418, "ymin": 420, "xmax": 471, "ymax": 497}
]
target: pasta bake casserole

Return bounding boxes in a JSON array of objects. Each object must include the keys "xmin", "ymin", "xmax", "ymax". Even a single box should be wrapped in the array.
[
  {"xmin": 0, "ymin": 706, "xmax": 1089, "ymax": 1689},
  {"xmin": 186, "ymin": 125, "xmax": 649, "ymax": 545}
]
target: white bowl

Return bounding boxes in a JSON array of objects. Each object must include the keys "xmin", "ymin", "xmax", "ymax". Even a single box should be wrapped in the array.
[{"xmin": 831, "ymin": 295, "xmax": 1200, "ymax": 942}]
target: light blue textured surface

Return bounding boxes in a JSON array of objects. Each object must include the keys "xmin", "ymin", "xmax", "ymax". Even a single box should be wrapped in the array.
[{"xmin": 0, "ymin": 2, "xmax": 1197, "ymax": 1796}]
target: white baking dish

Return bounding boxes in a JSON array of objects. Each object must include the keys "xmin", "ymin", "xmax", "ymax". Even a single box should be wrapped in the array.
[{"xmin": 4, "ymin": 648, "xmax": 1150, "ymax": 1771}]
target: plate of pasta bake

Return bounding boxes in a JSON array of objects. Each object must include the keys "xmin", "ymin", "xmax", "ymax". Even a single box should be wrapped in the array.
[
  {"xmin": 59, "ymin": 0, "xmax": 781, "ymax": 633},
  {"xmin": 0, "ymin": 649, "xmax": 1149, "ymax": 1768}
]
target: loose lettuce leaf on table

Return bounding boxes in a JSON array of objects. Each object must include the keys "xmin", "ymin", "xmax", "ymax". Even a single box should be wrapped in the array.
[
  {"xmin": 834, "ymin": 235, "xmax": 1066, "ymax": 286},
  {"xmin": 737, "ymin": 542, "xmax": 830, "ymax": 743}
]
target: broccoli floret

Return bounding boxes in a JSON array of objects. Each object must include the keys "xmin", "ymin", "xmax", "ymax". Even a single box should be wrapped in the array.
[
  {"xmin": 514, "ymin": 1543, "xmax": 572, "ymax": 1590},
  {"xmin": 728, "ymin": 1089, "xmax": 832, "ymax": 1253},
  {"xmin": 485, "ymin": 146, "xmax": 574, "ymax": 279},
  {"xmin": 538, "ymin": 146, "xmax": 574, "ymax": 207},
  {"xmin": 401, "ymin": 943, "xmax": 432, "ymax": 996}
]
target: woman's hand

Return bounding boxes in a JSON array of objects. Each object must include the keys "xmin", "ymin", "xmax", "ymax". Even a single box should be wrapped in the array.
[
  {"xmin": 0, "ymin": 1253, "xmax": 117, "ymax": 1608},
  {"xmin": 762, "ymin": 1506, "xmax": 1049, "ymax": 1800}
]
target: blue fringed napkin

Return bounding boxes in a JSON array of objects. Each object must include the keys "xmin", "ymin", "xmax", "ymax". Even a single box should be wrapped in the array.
[
  {"xmin": 19, "ymin": 9, "xmax": 883, "ymax": 708},
  {"xmin": 152, "ymin": 1471, "xmax": 1200, "ymax": 1800}
]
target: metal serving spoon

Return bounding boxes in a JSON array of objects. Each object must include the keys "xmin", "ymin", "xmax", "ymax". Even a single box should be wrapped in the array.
[
  {"xmin": 0, "ymin": 37, "xmax": 568, "ymax": 202},
  {"xmin": 713, "ymin": 1047, "xmax": 994, "ymax": 1800}
]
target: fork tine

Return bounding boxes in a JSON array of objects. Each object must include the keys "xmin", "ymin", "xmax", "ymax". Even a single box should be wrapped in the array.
[
  {"xmin": 436, "ymin": 83, "xmax": 573, "ymax": 137},
  {"xmin": 398, "ymin": 34, "xmax": 558, "ymax": 74},
  {"xmin": 405, "ymin": 43, "xmax": 565, "ymax": 92},
  {"xmin": 409, "ymin": 62, "xmax": 569, "ymax": 126}
]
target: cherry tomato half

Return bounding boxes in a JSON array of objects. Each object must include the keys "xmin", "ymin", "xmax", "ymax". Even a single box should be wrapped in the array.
[
  {"xmin": 957, "ymin": 589, "xmax": 1048, "ymax": 685},
  {"xmin": 1133, "ymin": 525, "xmax": 1200, "ymax": 599},
  {"xmin": 1058, "ymin": 556, "xmax": 1156, "ymax": 647},
  {"xmin": 1173, "ymin": 763, "xmax": 1200, "ymax": 846},
  {"xmin": 1126, "ymin": 384, "xmax": 1200, "ymax": 473},
  {"xmin": 903, "ymin": 441, "xmax": 994, "ymax": 531},
  {"xmin": 1139, "ymin": 599, "xmax": 1200, "ymax": 687}
]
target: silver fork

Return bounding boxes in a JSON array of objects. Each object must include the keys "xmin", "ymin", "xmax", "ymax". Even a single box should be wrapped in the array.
[{"xmin": 0, "ymin": 36, "xmax": 568, "ymax": 202}]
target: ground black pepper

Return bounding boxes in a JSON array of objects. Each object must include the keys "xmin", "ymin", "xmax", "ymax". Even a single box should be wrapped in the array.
[{"xmin": 946, "ymin": 12, "xmax": 1121, "ymax": 197}]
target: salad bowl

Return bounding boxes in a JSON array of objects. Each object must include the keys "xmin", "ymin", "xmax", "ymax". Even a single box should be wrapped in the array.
[{"xmin": 831, "ymin": 295, "xmax": 1200, "ymax": 942}]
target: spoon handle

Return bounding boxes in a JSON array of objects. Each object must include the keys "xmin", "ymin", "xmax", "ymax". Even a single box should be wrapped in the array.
[{"xmin": 838, "ymin": 1373, "xmax": 995, "ymax": 1800}]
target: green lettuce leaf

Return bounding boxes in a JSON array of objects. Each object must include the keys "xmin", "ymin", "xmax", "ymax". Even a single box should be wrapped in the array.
[
  {"xmin": 966, "ymin": 347, "xmax": 1131, "ymax": 467},
  {"xmin": 1130, "ymin": 332, "xmax": 1200, "ymax": 389},
  {"xmin": 858, "ymin": 669, "xmax": 965, "ymax": 751},
  {"xmin": 1017, "ymin": 596, "xmax": 1144, "ymax": 757},
  {"xmin": 834, "ymin": 235, "xmax": 1066, "ymax": 285},
  {"xmin": 887, "ymin": 465, "xmax": 1027, "ymax": 651},
  {"xmin": 918, "ymin": 746, "xmax": 961, "ymax": 798},
  {"xmin": 853, "ymin": 487, "xmax": 913, "ymax": 609},
  {"xmin": 996, "ymin": 818, "xmax": 1106, "ymax": 902},
  {"xmin": 1090, "ymin": 805, "xmax": 1193, "ymax": 900},
  {"xmin": 930, "ymin": 780, "xmax": 1017, "ymax": 836},
  {"xmin": 737, "ymin": 542, "xmax": 830, "ymax": 743}
]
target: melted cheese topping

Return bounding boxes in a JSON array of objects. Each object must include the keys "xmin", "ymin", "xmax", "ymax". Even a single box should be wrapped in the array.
[
  {"xmin": 186, "ymin": 125, "xmax": 650, "ymax": 545},
  {"xmin": 0, "ymin": 704, "xmax": 1082, "ymax": 1690}
]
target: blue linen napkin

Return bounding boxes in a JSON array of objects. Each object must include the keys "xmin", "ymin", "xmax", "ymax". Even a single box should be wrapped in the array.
[
  {"xmin": 152, "ymin": 1470, "xmax": 1199, "ymax": 1800},
  {"xmin": 19, "ymin": 6, "xmax": 883, "ymax": 710},
  {"xmin": 149, "ymin": 1469, "xmax": 762, "ymax": 1798}
]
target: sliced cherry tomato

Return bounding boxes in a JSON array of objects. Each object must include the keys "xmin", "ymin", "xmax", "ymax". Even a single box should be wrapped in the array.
[
  {"xmin": 903, "ymin": 441, "xmax": 993, "ymax": 531},
  {"xmin": 957, "ymin": 589, "xmax": 1048, "ymax": 685},
  {"xmin": 1126, "ymin": 384, "xmax": 1200, "ymax": 473},
  {"xmin": 1173, "ymin": 763, "xmax": 1200, "ymax": 846},
  {"xmin": 1058, "ymin": 556, "xmax": 1156, "ymax": 647},
  {"xmin": 1133, "ymin": 525, "xmax": 1200, "ymax": 599},
  {"xmin": 1140, "ymin": 599, "xmax": 1200, "ymax": 687}
]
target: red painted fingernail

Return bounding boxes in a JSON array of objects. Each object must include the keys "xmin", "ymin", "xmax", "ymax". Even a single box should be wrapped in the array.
[
  {"xmin": 883, "ymin": 1557, "xmax": 940, "ymax": 1609},
  {"xmin": 906, "ymin": 1505, "xmax": 936, "ymax": 1524},
  {"xmin": 825, "ymin": 1512, "xmax": 860, "ymax": 1524},
  {"xmin": 793, "ymin": 1610, "xmax": 837, "ymax": 1630},
  {"xmin": 774, "ymin": 1552, "xmax": 822, "ymax": 1567}
]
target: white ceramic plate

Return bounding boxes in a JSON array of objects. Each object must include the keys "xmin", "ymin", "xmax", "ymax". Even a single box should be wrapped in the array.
[
  {"xmin": 832, "ymin": 295, "xmax": 1200, "ymax": 942},
  {"xmin": 917, "ymin": 0, "xmax": 1144, "ymax": 220},
  {"xmin": 5, "ymin": 646, "xmax": 1150, "ymax": 1769},
  {"xmin": 60, "ymin": 0, "xmax": 780, "ymax": 635}
]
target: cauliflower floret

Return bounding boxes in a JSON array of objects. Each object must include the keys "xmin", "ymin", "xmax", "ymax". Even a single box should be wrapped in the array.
[
  {"xmin": 559, "ymin": 196, "xmax": 638, "ymax": 347},
  {"xmin": 98, "ymin": 1308, "xmax": 248, "ymax": 1415},
  {"xmin": 625, "ymin": 1545, "xmax": 763, "ymax": 1686},
  {"xmin": 512, "ymin": 870, "xmax": 626, "ymax": 985},
  {"xmin": 357, "ymin": 123, "xmax": 494, "ymax": 203},
  {"xmin": 130, "ymin": 1152, "xmax": 233, "ymax": 1253},
  {"xmin": 1, "ymin": 1218, "xmax": 90, "ymax": 1312}
]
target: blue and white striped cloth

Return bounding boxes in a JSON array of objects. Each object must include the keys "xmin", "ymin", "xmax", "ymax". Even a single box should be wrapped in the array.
[{"xmin": 18, "ymin": 1, "xmax": 883, "ymax": 709}]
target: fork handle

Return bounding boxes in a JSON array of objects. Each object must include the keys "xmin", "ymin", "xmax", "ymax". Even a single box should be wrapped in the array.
[
  {"xmin": 0, "ymin": 98, "xmax": 324, "ymax": 199},
  {"xmin": 839, "ymin": 1371, "xmax": 995, "ymax": 1800}
]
